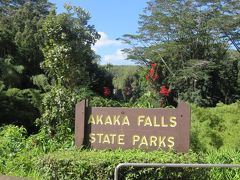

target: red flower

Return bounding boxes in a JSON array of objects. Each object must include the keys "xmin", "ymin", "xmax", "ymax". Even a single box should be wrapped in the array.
[
  {"xmin": 103, "ymin": 87, "xmax": 111, "ymax": 97},
  {"xmin": 146, "ymin": 62, "xmax": 159, "ymax": 81},
  {"xmin": 149, "ymin": 63, "xmax": 157, "ymax": 76},
  {"xmin": 159, "ymin": 86, "xmax": 171, "ymax": 96},
  {"xmin": 152, "ymin": 74, "xmax": 159, "ymax": 81},
  {"xmin": 145, "ymin": 74, "xmax": 149, "ymax": 80},
  {"xmin": 149, "ymin": 67, "xmax": 155, "ymax": 77},
  {"xmin": 151, "ymin": 63, "xmax": 157, "ymax": 68}
]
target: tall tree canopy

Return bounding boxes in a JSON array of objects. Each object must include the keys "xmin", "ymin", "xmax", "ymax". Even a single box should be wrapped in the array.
[
  {"xmin": 37, "ymin": 5, "xmax": 115, "ymax": 135},
  {"xmin": 0, "ymin": 0, "xmax": 53, "ymax": 88},
  {"xmin": 0, "ymin": 0, "xmax": 53, "ymax": 132},
  {"xmin": 41, "ymin": 5, "xmax": 100, "ymax": 88},
  {"xmin": 0, "ymin": 1, "xmax": 113, "ymax": 132},
  {"xmin": 122, "ymin": 0, "xmax": 240, "ymax": 106},
  {"xmin": 41, "ymin": 5, "xmax": 112, "ymax": 92}
]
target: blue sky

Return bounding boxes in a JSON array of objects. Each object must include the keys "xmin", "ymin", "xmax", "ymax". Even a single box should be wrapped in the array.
[{"xmin": 49, "ymin": 0, "xmax": 148, "ymax": 65}]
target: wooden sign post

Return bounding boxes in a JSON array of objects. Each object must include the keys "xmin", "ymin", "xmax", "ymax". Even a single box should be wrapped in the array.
[{"xmin": 75, "ymin": 100, "xmax": 191, "ymax": 152}]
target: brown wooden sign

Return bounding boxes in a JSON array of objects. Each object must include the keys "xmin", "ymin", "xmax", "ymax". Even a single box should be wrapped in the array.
[{"xmin": 75, "ymin": 100, "xmax": 191, "ymax": 152}]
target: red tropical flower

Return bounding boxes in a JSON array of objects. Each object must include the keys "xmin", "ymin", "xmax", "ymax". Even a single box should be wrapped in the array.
[
  {"xmin": 149, "ymin": 63, "xmax": 157, "ymax": 76},
  {"xmin": 145, "ymin": 74, "xmax": 149, "ymax": 80},
  {"xmin": 151, "ymin": 63, "xmax": 157, "ymax": 68},
  {"xmin": 149, "ymin": 67, "xmax": 155, "ymax": 77},
  {"xmin": 159, "ymin": 86, "xmax": 171, "ymax": 96},
  {"xmin": 146, "ymin": 62, "xmax": 159, "ymax": 81},
  {"xmin": 103, "ymin": 87, "xmax": 111, "ymax": 97},
  {"xmin": 152, "ymin": 74, "xmax": 159, "ymax": 81}
]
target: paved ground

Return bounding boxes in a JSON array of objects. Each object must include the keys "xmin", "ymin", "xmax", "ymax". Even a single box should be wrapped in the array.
[{"xmin": 0, "ymin": 175, "xmax": 29, "ymax": 180}]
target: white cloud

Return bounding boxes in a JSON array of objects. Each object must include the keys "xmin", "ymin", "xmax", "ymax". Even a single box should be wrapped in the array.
[
  {"xmin": 91, "ymin": 32, "xmax": 135, "ymax": 65},
  {"xmin": 94, "ymin": 32, "xmax": 122, "ymax": 49},
  {"xmin": 101, "ymin": 49, "xmax": 135, "ymax": 65},
  {"xmin": 104, "ymin": 49, "xmax": 127, "ymax": 62}
]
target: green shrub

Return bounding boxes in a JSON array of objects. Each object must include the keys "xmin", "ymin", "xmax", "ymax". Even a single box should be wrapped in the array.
[
  {"xmin": 37, "ymin": 86, "xmax": 126, "ymax": 140},
  {"xmin": 1, "ymin": 96, "xmax": 240, "ymax": 179},
  {"xmin": 36, "ymin": 149, "xmax": 204, "ymax": 180},
  {"xmin": 191, "ymin": 101, "xmax": 240, "ymax": 152},
  {"xmin": 90, "ymin": 96, "xmax": 123, "ymax": 107},
  {"xmin": 0, "ymin": 125, "xmax": 72, "ymax": 179},
  {"xmin": 204, "ymin": 149, "xmax": 240, "ymax": 179},
  {"xmin": 0, "ymin": 88, "xmax": 40, "ymax": 133},
  {"xmin": 0, "ymin": 125, "xmax": 37, "ymax": 178},
  {"xmin": 36, "ymin": 149, "xmax": 240, "ymax": 180},
  {"xmin": 132, "ymin": 91, "xmax": 159, "ymax": 108},
  {"xmin": 36, "ymin": 87, "xmax": 91, "ymax": 137},
  {"xmin": 0, "ymin": 125, "xmax": 26, "ymax": 160}
]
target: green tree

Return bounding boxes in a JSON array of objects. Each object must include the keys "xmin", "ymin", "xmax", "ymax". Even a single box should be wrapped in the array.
[
  {"xmin": 0, "ymin": 1, "xmax": 52, "ymax": 132},
  {"xmin": 122, "ymin": 0, "xmax": 239, "ymax": 106},
  {"xmin": 0, "ymin": 0, "xmax": 52, "ymax": 88},
  {"xmin": 38, "ymin": 5, "xmax": 111, "ymax": 136},
  {"xmin": 41, "ymin": 5, "xmax": 100, "ymax": 88}
]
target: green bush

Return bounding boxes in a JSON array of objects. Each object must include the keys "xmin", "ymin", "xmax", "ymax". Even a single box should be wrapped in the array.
[
  {"xmin": 204, "ymin": 149, "xmax": 240, "ymax": 179},
  {"xmin": 1, "ymin": 101, "xmax": 240, "ymax": 180},
  {"xmin": 0, "ymin": 125, "xmax": 38, "ymax": 178},
  {"xmin": 0, "ymin": 125, "xmax": 73, "ymax": 179},
  {"xmin": 36, "ymin": 86, "xmax": 93, "ymax": 138},
  {"xmin": 36, "ymin": 149, "xmax": 205, "ymax": 180},
  {"xmin": 131, "ymin": 91, "xmax": 161, "ymax": 108},
  {"xmin": 90, "ymin": 96, "xmax": 123, "ymax": 107},
  {"xmin": 37, "ymin": 86, "xmax": 126, "ymax": 140},
  {"xmin": 0, "ymin": 88, "xmax": 40, "ymax": 133},
  {"xmin": 191, "ymin": 101, "xmax": 240, "ymax": 152},
  {"xmin": 1, "ymin": 99, "xmax": 240, "ymax": 179},
  {"xmin": 0, "ymin": 125, "xmax": 26, "ymax": 160},
  {"xmin": 36, "ymin": 149, "xmax": 240, "ymax": 180}
]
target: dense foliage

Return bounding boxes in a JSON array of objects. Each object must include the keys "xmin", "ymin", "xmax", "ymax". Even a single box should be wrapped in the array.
[
  {"xmin": 0, "ymin": 125, "xmax": 73, "ymax": 179},
  {"xmin": 36, "ymin": 149, "xmax": 240, "ymax": 180},
  {"xmin": 0, "ymin": 0, "xmax": 240, "ymax": 179},
  {"xmin": 191, "ymin": 101, "xmax": 240, "ymax": 152},
  {"xmin": 0, "ymin": 1, "xmax": 113, "ymax": 133},
  {"xmin": 0, "ymin": 88, "xmax": 40, "ymax": 133},
  {"xmin": 0, "ymin": 0, "xmax": 53, "ymax": 133},
  {"xmin": 0, "ymin": 0, "xmax": 52, "ymax": 88},
  {"xmin": 1, "ymin": 102, "xmax": 240, "ymax": 179},
  {"xmin": 121, "ymin": 0, "xmax": 240, "ymax": 106},
  {"xmin": 104, "ymin": 65, "xmax": 146, "ymax": 101}
]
